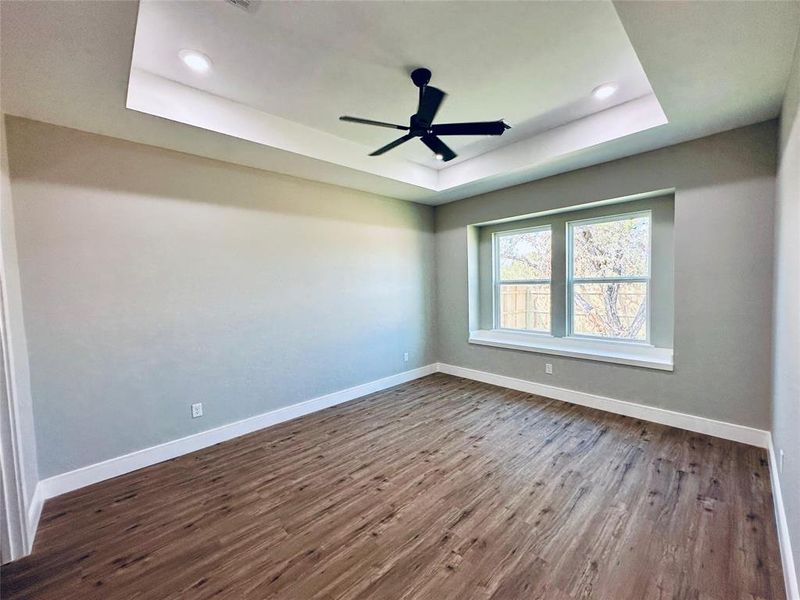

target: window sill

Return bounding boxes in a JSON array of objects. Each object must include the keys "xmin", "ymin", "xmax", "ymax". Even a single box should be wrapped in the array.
[{"xmin": 468, "ymin": 329, "xmax": 674, "ymax": 371}]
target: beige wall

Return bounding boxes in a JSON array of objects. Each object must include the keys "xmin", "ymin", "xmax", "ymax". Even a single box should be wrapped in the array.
[
  {"xmin": 436, "ymin": 121, "xmax": 777, "ymax": 430},
  {"xmin": 773, "ymin": 34, "xmax": 800, "ymax": 588},
  {"xmin": 5, "ymin": 117, "xmax": 436, "ymax": 478}
]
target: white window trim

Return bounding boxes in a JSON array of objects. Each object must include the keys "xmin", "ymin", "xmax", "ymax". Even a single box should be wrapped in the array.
[
  {"xmin": 566, "ymin": 210, "xmax": 652, "ymax": 344},
  {"xmin": 492, "ymin": 225, "xmax": 552, "ymax": 334},
  {"xmin": 469, "ymin": 329, "xmax": 673, "ymax": 371}
]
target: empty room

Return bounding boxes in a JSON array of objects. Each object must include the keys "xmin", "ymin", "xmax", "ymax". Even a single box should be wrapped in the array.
[{"xmin": 0, "ymin": 1, "xmax": 799, "ymax": 598}]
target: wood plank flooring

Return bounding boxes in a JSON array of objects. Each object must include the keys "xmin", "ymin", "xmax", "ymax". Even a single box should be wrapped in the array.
[{"xmin": 1, "ymin": 374, "xmax": 785, "ymax": 599}]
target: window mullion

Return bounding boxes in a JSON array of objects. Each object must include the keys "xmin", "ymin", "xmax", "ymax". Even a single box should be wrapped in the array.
[
  {"xmin": 571, "ymin": 276, "xmax": 650, "ymax": 284},
  {"xmin": 498, "ymin": 279, "xmax": 551, "ymax": 285}
]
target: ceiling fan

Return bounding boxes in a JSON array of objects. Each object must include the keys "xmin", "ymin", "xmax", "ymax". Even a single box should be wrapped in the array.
[{"xmin": 339, "ymin": 68, "xmax": 510, "ymax": 162}]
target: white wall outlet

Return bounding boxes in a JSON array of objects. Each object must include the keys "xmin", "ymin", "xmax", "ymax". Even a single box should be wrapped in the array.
[
  {"xmin": 779, "ymin": 449, "xmax": 785, "ymax": 474},
  {"xmin": 545, "ymin": 363, "xmax": 553, "ymax": 375},
  {"xmin": 191, "ymin": 402, "xmax": 203, "ymax": 418},
  {"xmin": 403, "ymin": 352, "xmax": 409, "ymax": 362}
]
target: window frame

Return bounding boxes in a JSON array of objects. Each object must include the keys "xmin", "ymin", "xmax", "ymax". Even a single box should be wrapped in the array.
[
  {"xmin": 565, "ymin": 210, "xmax": 652, "ymax": 345},
  {"xmin": 492, "ymin": 224, "xmax": 553, "ymax": 335}
]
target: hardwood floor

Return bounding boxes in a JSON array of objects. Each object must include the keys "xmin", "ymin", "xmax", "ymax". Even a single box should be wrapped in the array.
[{"xmin": 1, "ymin": 374, "xmax": 785, "ymax": 599}]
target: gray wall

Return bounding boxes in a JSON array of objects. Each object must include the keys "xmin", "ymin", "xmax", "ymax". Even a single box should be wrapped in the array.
[
  {"xmin": 773, "ymin": 35, "xmax": 800, "ymax": 586},
  {"xmin": 1, "ymin": 114, "xmax": 785, "ymax": 482},
  {"xmin": 5, "ymin": 117, "xmax": 436, "ymax": 479},
  {"xmin": 0, "ymin": 113, "xmax": 38, "ymax": 551},
  {"xmin": 436, "ymin": 121, "xmax": 777, "ymax": 430}
]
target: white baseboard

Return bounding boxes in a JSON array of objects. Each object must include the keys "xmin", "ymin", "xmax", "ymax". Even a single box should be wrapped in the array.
[
  {"xmin": 24, "ymin": 483, "xmax": 44, "ymax": 553},
  {"xmin": 32, "ymin": 363, "xmax": 771, "ymax": 502},
  {"xmin": 435, "ymin": 363, "xmax": 771, "ymax": 448},
  {"xmin": 769, "ymin": 438, "xmax": 799, "ymax": 600},
  {"xmin": 437, "ymin": 363, "xmax": 795, "ymax": 594},
  {"xmin": 37, "ymin": 364, "xmax": 437, "ymax": 501}
]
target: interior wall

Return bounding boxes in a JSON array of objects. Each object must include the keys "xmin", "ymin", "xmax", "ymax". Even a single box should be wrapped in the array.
[
  {"xmin": 5, "ymin": 117, "xmax": 436, "ymax": 480},
  {"xmin": 773, "ymin": 35, "xmax": 800, "ymax": 587},
  {"xmin": 0, "ymin": 113, "xmax": 38, "ymax": 557},
  {"xmin": 436, "ymin": 121, "xmax": 777, "ymax": 430}
]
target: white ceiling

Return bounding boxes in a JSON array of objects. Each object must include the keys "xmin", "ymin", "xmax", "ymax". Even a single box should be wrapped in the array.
[
  {"xmin": 126, "ymin": 0, "xmax": 670, "ymax": 192},
  {"xmin": 1, "ymin": 1, "xmax": 798, "ymax": 205},
  {"xmin": 131, "ymin": 1, "xmax": 655, "ymax": 170}
]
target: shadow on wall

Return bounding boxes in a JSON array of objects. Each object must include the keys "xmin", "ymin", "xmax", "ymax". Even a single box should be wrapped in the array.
[
  {"xmin": 4, "ymin": 116, "xmax": 433, "ymax": 232},
  {"xmin": 3, "ymin": 115, "xmax": 437, "ymax": 479},
  {"xmin": 436, "ymin": 121, "xmax": 779, "ymax": 231}
]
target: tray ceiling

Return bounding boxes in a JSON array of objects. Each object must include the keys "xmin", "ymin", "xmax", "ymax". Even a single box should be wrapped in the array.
[
  {"xmin": 126, "ymin": 0, "xmax": 666, "ymax": 192},
  {"xmin": 2, "ymin": 0, "xmax": 798, "ymax": 204}
]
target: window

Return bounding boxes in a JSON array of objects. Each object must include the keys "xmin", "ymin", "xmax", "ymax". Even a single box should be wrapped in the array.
[
  {"xmin": 493, "ymin": 226, "xmax": 552, "ymax": 332},
  {"xmin": 567, "ymin": 212, "xmax": 650, "ymax": 342},
  {"xmin": 475, "ymin": 198, "xmax": 672, "ymax": 369},
  {"xmin": 488, "ymin": 208, "xmax": 656, "ymax": 343}
]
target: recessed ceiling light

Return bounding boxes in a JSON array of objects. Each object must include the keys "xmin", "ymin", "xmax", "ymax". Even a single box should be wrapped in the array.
[
  {"xmin": 592, "ymin": 83, "xmax": 618, "ymax": 100},
  {"xmin": 434, "ymin": 153, "xmax": 444, "ymax": 161},
  {"xmin": 179, "ymin": 49, "xmax": 212, "ymax": 74}
]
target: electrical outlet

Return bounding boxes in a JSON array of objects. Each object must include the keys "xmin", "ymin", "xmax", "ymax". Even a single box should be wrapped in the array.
[
  {"xmin": 779, "ymin": 449, "xmax": 785, "ymax": 475},
  {"xmin": 403, "ymin": 352, "xmax": 409, "ymax": 362},
  {"xmin": 191, "ymin": 402, "xmax": 203, "ymax": 418},
  {"xmin": 545, "ymin": 363, "xmax": 553, "ymax": 375}
]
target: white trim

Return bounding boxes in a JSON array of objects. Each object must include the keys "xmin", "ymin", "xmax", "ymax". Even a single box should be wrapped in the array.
[
  {"xmin": 769, "ymin": 437, "xmax": 799, "ymax": 600},
  {"xmin": 37, "ymin": 364, "xmax": 437, "ymax": 500},
  {"xmin": 435, "ymin": 363, "xmax": 768, "ymax": 447},
  {"xmin": 0, "ymin": 233, "xmax": 34, "ymax": 561},
  {"xmin": 25, "ymin": 483, "xmax": 44, "ymax": 547},
  {"xmin": 22, "ymin": 361, "xmax": 791, "ymax": 588},
  {"xmin": 468, "ymin": 329, "xmax": 673, "ymax": 371}
]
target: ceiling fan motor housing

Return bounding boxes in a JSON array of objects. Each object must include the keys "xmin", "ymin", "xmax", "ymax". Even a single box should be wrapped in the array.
[{"xmin": 410, "ymin": 68, "xmax": 432, "ymax": 88}]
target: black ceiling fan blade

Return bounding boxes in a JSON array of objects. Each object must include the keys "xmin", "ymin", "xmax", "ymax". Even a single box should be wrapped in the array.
[
  {"xmin": 420, "ymin": 134, "xmax": 457, "ymax": 162},
  {"xmin": 369, "ymin": 134, "xmax": 415, "ymax": 156},
  {"xmin": 416, "ymin": 86, "xmax": 445, "ymax": 127},
  {"xmin": 430, "ymin": 121, "xmax": 510, "ymax": 136},
  {"xmin": 340, "ymin": 116, "xmax": 409, "ymax": 131}
]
